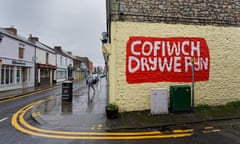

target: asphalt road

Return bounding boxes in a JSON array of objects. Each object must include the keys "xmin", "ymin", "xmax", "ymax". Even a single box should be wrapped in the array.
[{"xmin": 0, "ymin": 83, "xmax": 240, "ymax": 144}]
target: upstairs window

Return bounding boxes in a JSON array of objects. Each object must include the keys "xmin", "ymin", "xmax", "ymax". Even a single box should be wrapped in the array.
[
  {"xmin": 19, "ymin": 47, "xmax": 24, "ymax": 59},
  {"xmin": 46, "ymin": 53, "xmax": 49, "ymax": 64},
  {"xmin": 60, "ymin": 56, "xmax": 63, "ymax": 65}
]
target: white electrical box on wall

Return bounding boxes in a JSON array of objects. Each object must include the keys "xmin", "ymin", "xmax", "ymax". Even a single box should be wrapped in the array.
[{"xmin": 151, "ymin": 88, "xmax": 168, "ymax": 115}]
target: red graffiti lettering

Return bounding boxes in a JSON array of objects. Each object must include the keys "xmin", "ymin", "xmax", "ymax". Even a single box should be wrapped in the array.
[{"xmin": 126, "ymin": 37, "xmax": 210, "ymax": 84}]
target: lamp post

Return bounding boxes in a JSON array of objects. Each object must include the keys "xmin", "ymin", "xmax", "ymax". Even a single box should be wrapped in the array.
[
  {"xmin": 67, "ymin": 64, "xmax": 74, "ymax": 80},
  {"xmin": 101, "ymin": 32, "xmax": 110, "ymax": 104}
]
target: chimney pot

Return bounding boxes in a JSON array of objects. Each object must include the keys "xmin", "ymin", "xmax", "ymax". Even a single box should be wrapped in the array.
[
  {"xmin": 28, "ymin": 35, "xmax": 39, "ymax": 43},
  {"xmin": 67, "ymin": 51, "xmax": 72, "ymax": 55},
  {"xmin": 5, "ymin": 27, "xmax": 17, "ymax": 35}
]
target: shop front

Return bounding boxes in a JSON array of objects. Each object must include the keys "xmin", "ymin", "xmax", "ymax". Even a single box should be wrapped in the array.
[
  {"xmin": 37, "ymin": 64, "xmax": 56, "ymax": 86},
  {"xmin": 56, "ymin": 68, "xmax": 67, "ymax": 82},
  {"xmin": 0, "ymin": 58, "xmax": 34, "ymax": 91}
]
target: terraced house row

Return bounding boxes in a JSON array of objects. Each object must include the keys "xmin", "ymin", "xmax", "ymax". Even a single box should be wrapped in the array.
[{"xmin": 0, "ymin": 27, "xmax": 93, "ymax": 92}]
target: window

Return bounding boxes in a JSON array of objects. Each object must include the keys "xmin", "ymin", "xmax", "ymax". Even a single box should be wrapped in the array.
[
  {"xmin": 1, "ymin": 67, "xmax": 4, "ymax": 84},
  {"xmin": 5, "ymin": 66, "xmax": 9, "ymax": 84},
  {"xmin": 46, "ymin": 53, "xmax": 49, "ymax": 64},
  {"xmin": 10, "ymin": 67, "xmax": 14, "ymax": 83},
  {"xmin": 28, "ymin": 68, "xmax": 31, "ymax": 82},
  {"xmin": 60, "ymin": 56, "xmax": 63, "ymax": 65},
  {"xmin": 16, "ymin": 67, "xmax": 20, "ymax": 83},
  {"xmin": 57, "ymin": 70, "xmax": 66, "ymax": 80},
  {"xmin": 19, "ymin": 47, "xmax": 24, "ymax": 59},
  {"xmin": 0, "ymin": 66, "xmax": 16, "ymax": 85},
  {"xmin": 40, "ymin": 69, "xmax": 49, "ymax": 78}
]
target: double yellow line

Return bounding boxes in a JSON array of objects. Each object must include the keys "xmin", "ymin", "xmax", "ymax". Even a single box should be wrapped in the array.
[{"xmin": 11, "ymin": 100, "xmax": 193, "ymax": 140}]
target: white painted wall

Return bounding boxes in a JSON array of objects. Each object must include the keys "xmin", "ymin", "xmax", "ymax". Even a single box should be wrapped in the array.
[
  {"xmin": 36, "ymin": 47, "xmax": 56, "ymax": 65},
  {"xmin": 56, "ymin": 54, "xmax": 73, "ymax": 68},
  {"xmin": 56, "ymin": 53, "xmax": 73, "ymax": 82},
  {"xmin": 0, "ymin": 32, "xmax": 35, "ymax": 91},
  {"xmin": 0, "ymin": 36, "xmax": 35, "ymax": 62}
]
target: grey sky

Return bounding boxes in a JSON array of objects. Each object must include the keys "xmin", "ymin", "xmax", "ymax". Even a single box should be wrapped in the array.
[{"xmin": 0, "ymin": 0, "xmax": 106, "ymax": 66}]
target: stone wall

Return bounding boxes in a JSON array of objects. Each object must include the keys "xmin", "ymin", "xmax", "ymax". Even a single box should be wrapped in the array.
[{"xmin": 111, "ymin": 0, "xmax": 240, "ymax": 26}]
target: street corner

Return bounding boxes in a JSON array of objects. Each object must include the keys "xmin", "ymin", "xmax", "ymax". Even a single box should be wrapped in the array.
[
  {"xmin": 12, "ymin": 100, "xmax": 194, "ymax": 140},
  {"xmin": 30, "ymin": 96, "xmax": 57, "ymax": 125}
]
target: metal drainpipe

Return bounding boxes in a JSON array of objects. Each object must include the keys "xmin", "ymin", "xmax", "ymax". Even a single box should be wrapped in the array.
[
  {"xmin": 191, "ymin": 60, "xmax": 195, "ymax": 111},
  {"xmin": 106, "ymin": 0, "xmax": 111, "ymax": 104},
  {"xmin": 106, "ymin": 55, "xmax": 110, "ymax": 104},
  {"xmin": 107, "ymin": 0, "xmax": 111, "ymax": 43},
  {"xmin": 34, "ymin": 46, "xmax": 38, "ymax": 87}
]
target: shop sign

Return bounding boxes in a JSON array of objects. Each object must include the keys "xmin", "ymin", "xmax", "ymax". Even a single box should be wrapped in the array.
[
  {"xmin": 126, "ymin": 36, "xmax": 210, "ymax": 84},
  {"xmin": 38, "ymin": 64, "xmax": 57, "ymax": 69},
  {"xmin": 12, "ymin": 60, "xmax": 26, "ymax": 66}
]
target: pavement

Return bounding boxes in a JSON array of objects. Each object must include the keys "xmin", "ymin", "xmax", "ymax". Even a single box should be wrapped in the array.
[
  {"xmin": 1, "ymin": 78, "xmax": 240, "ymax": 131},
  {"xmin": 0, "ymin": 83, "xmax": 61, "ymax": 101}
]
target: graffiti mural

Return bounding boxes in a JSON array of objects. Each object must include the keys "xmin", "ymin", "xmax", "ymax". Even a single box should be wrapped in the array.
[{"xmin": 126, "ymin": 37, "xmax": 210, "ymax": 84}]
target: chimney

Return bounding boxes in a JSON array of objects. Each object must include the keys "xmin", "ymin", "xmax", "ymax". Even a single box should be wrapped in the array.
[
  {"xmin": 5, "ymin": 27, "xmax": 17, "ymax": 35},
  {"xmin": 28, "ymin": 34, "xmax": 39, "ymax": 43}
]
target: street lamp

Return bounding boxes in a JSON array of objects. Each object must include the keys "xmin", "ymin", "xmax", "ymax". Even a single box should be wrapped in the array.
[
  {"xmin": 68, "ymin": 64, "xmax": 74, "ymax": 80},
  {"xmin": 101, "ymin": 32, "xmax": 108, "ymax": 44}
]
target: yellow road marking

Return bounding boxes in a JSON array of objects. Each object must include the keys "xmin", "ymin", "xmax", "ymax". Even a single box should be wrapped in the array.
[
  {"xmin": 32, "ymin": 112, "xmax": 41, "ymax": 118},
  {"xmin": 16, "ymin": 101, "xmax": 165, "ymax": 136},
  {"xmin": 172, "ymin": 129, "xmax": 194, "ymax": 133},
  {"xmin": 12, "ymin": 100, "xmax": 193, "ymax": 140},
  {"xmin": 8, "ymin": 96, "xmax": 15, "ymax": 99}
]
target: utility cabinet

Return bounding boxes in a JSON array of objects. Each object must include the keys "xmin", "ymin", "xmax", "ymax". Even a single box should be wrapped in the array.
[
  {"xmin": 170, "ymin": 85, "xmax": 191, "ymax": 112},
  {"xmin": 151, "ymin": 88, "xmax": 168, "ymax": 115}
]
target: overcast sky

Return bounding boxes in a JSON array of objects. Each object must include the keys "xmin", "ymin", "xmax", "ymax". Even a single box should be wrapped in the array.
[{"xmin": 0, "ymin": 0, "xmax": 106, "ymax": 66}]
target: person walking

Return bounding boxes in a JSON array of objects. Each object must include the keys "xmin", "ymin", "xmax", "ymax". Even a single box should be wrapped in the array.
[{"xmin": 86, "ymin": 71, "xmax": 95, "ymax": 103}]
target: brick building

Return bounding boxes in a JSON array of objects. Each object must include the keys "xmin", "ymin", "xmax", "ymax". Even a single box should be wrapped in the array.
[{"xmin": 103, "ymin": 0, "xmax": 240, "ymax": 112}]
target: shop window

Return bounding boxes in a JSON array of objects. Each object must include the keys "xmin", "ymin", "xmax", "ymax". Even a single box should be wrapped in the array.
[
  {"xmin": 1, "ymin": 67, "xmax": 4, "ymax": 84},
  {"xmin": 16, "ymin": 67, "xmax": 20, "ymax": 83},
  {"xmin": 28, "ymin": 68, "xmax": 31, "ymax": 82},
  {"xmin": 40, "ymin": 69, "xmax": 49, "ymax": 78},
  {"xmin": 5, "ymin": 66, "xmax": 9, "ymax": 84},
  {"xmin": 19, "ymin": 47, "xmax": 24, "ymax": 59},
  {"xmin": 0, "ymin": 66, "xmax": 14, "ymax": 85},
  {"xmin": 57, "ymin": 70, "xmax": 66, "ymax": 79},
  {"xmin": 10, "ymin": 67, "xmax": 14, "ymax": 83}
]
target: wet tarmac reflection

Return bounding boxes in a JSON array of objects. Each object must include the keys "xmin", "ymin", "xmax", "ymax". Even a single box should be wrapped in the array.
[{"xmin": 61, "ymin": 100, "xmax": 72, "ymax": 113}]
